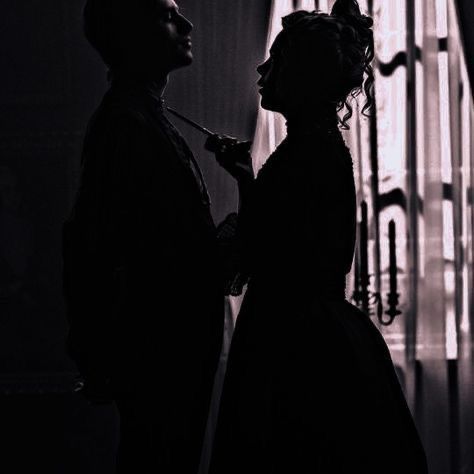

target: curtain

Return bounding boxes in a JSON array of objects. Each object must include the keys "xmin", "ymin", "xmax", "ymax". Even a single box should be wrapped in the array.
[
  {"xmin": 408, "ymin": 1, "xmax": 473, "ymax": 472},
  {"xmin": 251, "ymin": 1, "xmax": 474, "ymax": 473},
  {"xmin": 446, "ymin": 1, "xmax": 474, "ymax": 472}
]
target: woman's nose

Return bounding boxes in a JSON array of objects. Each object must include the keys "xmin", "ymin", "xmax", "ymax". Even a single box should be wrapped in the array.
[
  {"xmin": 257, "ymin": 62, "xmax": 266, "ymax": 76},
  {"xmin": 257, "ymin": 60, "xmax": 271, "ymax": 85},
  {"xmin": 257, "ymin": 58, "xmax": 272, "ymax": 76}
]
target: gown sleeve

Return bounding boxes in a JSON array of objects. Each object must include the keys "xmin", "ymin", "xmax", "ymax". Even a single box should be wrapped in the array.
[{"xmin": 216, "ymin": 181, "xmax": 257, "ymax": 296}]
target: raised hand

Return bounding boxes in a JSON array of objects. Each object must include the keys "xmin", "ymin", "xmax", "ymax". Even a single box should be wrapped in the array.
[{"xmin": 205, "ymin": 134, "xmax": 254, "ymax": 183}]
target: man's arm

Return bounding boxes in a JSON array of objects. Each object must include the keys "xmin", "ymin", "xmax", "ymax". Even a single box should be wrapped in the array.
[{"xmin": 63, "ymin": 111, "xmax": 160, "ymax": 397}]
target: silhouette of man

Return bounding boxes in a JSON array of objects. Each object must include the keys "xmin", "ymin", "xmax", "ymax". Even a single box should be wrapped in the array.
[{"xmin": 62, "ymin": 1, "xmax": 223, "ymax": 472}]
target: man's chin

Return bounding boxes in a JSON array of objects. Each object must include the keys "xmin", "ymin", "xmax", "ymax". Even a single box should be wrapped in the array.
[
  {"xmin": 173, "ymin": 52, "xmax": 193, "ymax": 70},
  {"xmin": 183, "ymin": 51, "xmax": 193, "ymax": 64}
]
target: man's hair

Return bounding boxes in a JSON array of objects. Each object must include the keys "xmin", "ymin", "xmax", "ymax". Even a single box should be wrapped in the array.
[{"xmin": 83, "ymin": 0, "xmax": 155, "ymax": 69}]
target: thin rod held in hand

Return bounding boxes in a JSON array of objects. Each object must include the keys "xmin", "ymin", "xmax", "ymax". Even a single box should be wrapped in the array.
[{"xmin": 166, "ymin": 106, "xmax": 214, "ymax": 137}]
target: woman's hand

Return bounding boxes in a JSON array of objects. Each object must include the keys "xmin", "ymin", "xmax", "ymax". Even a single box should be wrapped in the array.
[{"xmin": 205, "ymin": 134, "xmax": 254, "ymax": 183}]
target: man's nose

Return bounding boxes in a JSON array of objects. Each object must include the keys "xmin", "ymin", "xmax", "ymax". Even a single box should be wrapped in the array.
[{"xmin": 177, "ymin": 13, "xmax": 193, "ymax": 35}]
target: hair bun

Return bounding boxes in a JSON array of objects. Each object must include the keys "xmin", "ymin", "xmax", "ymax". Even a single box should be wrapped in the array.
[
  {"xmin": 331, "ymin": 0, "xmax": 373, "ymax": 26},
  {"xmin": 331, "ymin": 0, "xmax": 373, "ymax": 46},
  {"xmin": 331, "ymin": 0, "xmax": 361, "ymax": 16}
]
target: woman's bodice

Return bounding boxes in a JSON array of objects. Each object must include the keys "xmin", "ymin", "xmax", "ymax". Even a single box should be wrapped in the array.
[{"xmin": 236, "ymin": 125, "xmax": 357, "ymax": 297}]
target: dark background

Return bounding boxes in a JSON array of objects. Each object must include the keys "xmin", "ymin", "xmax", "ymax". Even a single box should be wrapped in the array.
[{"xmin": 0, "ymin": 1, "xmax": 270, "ymax": 472}]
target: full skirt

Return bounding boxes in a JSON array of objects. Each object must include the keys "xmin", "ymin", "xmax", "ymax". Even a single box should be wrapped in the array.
[{"xmin": 209, "ymin": 282, "xmax": 428, "ymax": 474}]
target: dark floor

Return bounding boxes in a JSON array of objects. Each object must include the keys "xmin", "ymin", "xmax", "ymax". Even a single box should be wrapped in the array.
[{"xmin": 1, "ymin": 393, "xmax": 119, "ymax": 474}]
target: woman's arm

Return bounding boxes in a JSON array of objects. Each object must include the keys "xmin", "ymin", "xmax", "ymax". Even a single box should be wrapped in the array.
[
  {"xmin": 205, "ymin": 134, "xmax": 256, "ymax": 294},
  {"xmin": 205, "ymin": 134, "xmax": 255, "ymax": 210}
]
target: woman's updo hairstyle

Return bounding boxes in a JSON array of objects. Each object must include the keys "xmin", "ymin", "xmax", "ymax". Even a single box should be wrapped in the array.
[{"xmin": 281, "ymin": 0, "xmax": 375, "ymax": 129}]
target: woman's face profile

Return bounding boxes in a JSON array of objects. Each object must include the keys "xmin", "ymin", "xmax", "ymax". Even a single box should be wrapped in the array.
[
  {"xmin": 257, "ymin": 31, "xmax": 321, "ymax": 117},
  {"xmin": 257, "ymin": 33, "xmax": 289, "ymax": 113}
]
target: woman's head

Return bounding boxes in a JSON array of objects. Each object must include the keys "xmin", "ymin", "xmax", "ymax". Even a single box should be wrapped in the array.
[{"xmin": 257, "ymin": 0, "xmax": 374, "ymax": 128}]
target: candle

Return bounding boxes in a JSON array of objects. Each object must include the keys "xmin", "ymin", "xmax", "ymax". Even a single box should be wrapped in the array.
[
  {"xmin": 360, "ymin": 201, "xmax": 369, "ymax": 313},
  {"xmin": 354, "ymin": 245, "xmax": 360, "ymax": 291},
  {"xmin": 352, "ymin": 242, "xmax": 361, "ymax": 306},
  {"xmin": 388, "ymin": 219, "xmax": 397, "ymax": 294}
]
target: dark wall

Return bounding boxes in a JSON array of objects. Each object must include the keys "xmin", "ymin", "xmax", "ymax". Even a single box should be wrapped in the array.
[
  {"xmin": 0, "ymin": 1, "xmax": 107, "ymax": 382},
  {"xmin": 0, "ymin": 0, "xmax": 270, "ymax": 385}
]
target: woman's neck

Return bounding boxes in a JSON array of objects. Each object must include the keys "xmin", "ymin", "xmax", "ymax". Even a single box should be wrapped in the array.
[{"xmin": 285, "ymin": 106, "xmax": 339, "ymax": 135}]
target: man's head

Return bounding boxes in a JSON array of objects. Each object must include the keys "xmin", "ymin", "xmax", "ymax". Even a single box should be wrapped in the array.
[{"xmin": 84, "ymin": 0, "xmax": 193, "ymax": 78}]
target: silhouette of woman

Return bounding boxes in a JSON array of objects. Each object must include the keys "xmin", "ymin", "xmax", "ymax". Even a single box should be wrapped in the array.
[{"xmin": 208, "ymin": 1, "xmax": 428, "ymax": 473}]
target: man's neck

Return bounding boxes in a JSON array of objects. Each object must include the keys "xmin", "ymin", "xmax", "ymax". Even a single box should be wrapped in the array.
[
  {"xmin": 111, "ymin": 72, "xmax": 169, "ymax": 99},
  {"xmin": 147, "ymin": 76, "xmax": 169, "ymax": 99}
]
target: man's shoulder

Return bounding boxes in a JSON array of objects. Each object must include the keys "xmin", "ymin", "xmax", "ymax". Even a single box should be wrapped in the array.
[
  {"xmin": 82, "ymin": 91, "xmax": 182, "ymax": 175},
  {"xmin": 84, "ymin": 94, "xmax": 168, "ymax": 155},
  {"xmin": 90, "ymin": 93, "xmax": 151, "ymax": 134}
]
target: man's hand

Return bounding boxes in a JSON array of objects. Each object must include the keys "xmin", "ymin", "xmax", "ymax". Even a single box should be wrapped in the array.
[{"xmin": 205, "ymin": 134, "xmax": 254, "ymax": 183}]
